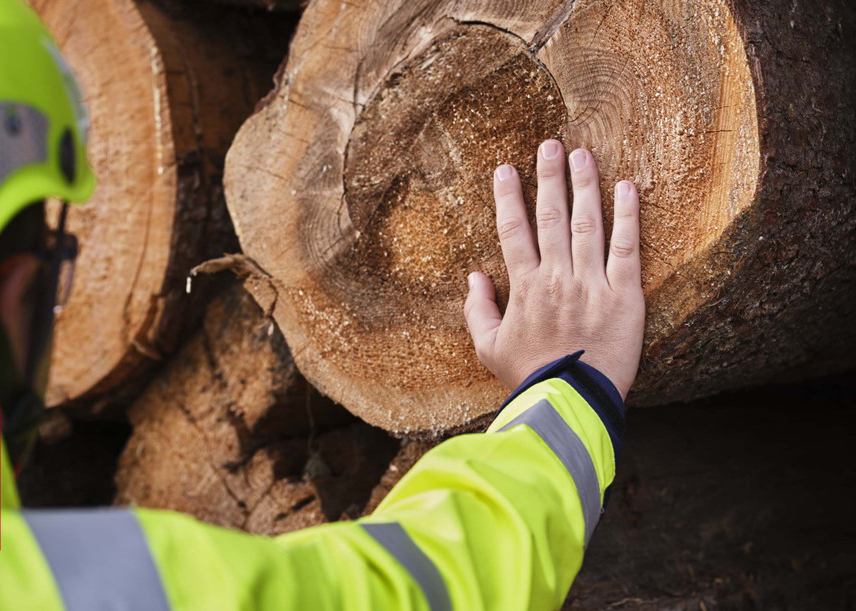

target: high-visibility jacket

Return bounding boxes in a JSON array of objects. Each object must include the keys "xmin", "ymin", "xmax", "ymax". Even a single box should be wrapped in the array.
[{"xmin": 0, "ymin": 353, "xmax": 624, "ymax": 610}]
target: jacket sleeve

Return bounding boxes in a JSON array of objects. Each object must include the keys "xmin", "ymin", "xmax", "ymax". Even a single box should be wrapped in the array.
[{"xmin": 0, "ymin": 354, "xmax": 624, "ymax": 611}]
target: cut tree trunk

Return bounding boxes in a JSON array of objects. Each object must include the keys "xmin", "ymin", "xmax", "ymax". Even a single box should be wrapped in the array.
[
  {"xmin": 31, "ymin": 0, "xmax": 290, "ymax": 409},
  {"xmin": 115, "ymin": 281, "xmax": 400, "ymax": 534},
  {"xmin": 225, "ymin": 0, "xmax": 856, "ymax": 435}
]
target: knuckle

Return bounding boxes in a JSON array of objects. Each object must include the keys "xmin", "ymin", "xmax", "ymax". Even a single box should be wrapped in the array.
[
  {"xmin": 614, "ymin": 206, "xmax": 638, "ymax": 220},
  {"xmin": 536, "ymin": 206, "xmax": 564, "ymax": 230},
  {"xmin": 498, "ymin": 217, "xmax": 524, "ymax": 240},
  {"xmin": 569, "ymin": 278, "xmax": 591, "ymax": 301},
  {"xmin": 495, "ymin": 184, "xmax": 520, "ymax": 200},
  {"xmin": 537, "ymin": 163, "xmax": 564, "ymax": 179},
  {"xmin": 512, "ymin": 275, "xmax": 533, "ymax": 300},
  {"xmin": 610, "ymin": 239, "xmax": 636, "ymax": 258},
  {"xmin": 541, "ymin": 270, "xmax": 564, "ymax": 297},
  {"xmin": 571, "ymin": 215, "xmax": 597, "ymax": 235},
  {"xmin": 572, "ymin": 173, "xmax": 594, "ymax": 189}
]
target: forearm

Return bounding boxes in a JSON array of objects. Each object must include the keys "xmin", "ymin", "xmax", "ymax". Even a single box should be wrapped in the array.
[
  {"xmin": 134, "ymin": 356, "xmax": 623, "ymax": 611},
  {"xmin": 144, "ymin": 355, "xmax": 623, "ymax": 610},
  {"xmin": 359, "ymin": 355, "xmax": 622, "ymax": 610},
  {"xmin": 0, "ymin": 357, "xmax": 622, "ymax": 611}
]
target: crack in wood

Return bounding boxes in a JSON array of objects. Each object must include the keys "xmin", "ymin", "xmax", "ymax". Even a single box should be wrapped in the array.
[{"xmin": 529, "ymin": 0, "xmax": 578, "ymax": 52}]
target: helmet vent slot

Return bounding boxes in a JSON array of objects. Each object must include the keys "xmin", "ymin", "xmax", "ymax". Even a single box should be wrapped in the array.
[{"xmin": 59, "ymin": 129, "xmax": 75, "ymax": 184}]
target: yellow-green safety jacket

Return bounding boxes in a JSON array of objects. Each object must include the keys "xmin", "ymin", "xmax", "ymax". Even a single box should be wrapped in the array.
[{"xmin": 0, "ymin": 353, "xmax": 625, "ymax": 610}]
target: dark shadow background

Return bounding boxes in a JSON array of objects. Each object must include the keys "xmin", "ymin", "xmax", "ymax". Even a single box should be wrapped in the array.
[{"xmin": 567, "ymin": 372, "xmax": 856, "ymax": 610}]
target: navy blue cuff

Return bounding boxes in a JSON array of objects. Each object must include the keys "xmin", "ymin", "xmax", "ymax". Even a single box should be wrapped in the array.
[{"xmin": 499, "ymin": 351, "xmax": 626, "ymax": 467}]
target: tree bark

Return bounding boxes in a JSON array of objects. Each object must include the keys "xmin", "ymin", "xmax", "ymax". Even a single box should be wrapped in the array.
[
  {"xmin": 30, "ymin": 0, "xmax": 290, "ymax": 409},
  {"xmin": 114, "ymin": 282, "xmax": 400, "ymax": 534},
  {"xmin": 224, "ymin": 0, "xmax": 856, "ymax": 435}
]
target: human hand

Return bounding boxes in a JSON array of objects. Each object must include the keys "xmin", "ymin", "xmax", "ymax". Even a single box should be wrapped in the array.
[{"xmin": 464, "ymin": 141, "xmax": 645, "ymax": 400}]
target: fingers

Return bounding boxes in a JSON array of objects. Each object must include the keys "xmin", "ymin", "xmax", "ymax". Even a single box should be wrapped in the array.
[
  {"xmin": 464, "ymin": 271, "xmax": 502, "ymax": 361},
  {"xmin": 535, "ymin": 140, "xmax": 572, "ymax": 271},
  {"xmin": 494, "ymin": 164, "xmax": 539, "ymax": 282},
  {"xmin": 606, "ymin": 180, "xmax": 642, "ymax": 291},
  {"xmin": 568, "ymin": 148, "xmax": 606, "ymax": 280}
]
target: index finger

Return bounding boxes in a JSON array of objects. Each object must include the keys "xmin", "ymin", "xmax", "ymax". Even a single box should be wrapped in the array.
[{"xmin": 494, "ymin": 164, "xmax": 539, "ymax": 282}]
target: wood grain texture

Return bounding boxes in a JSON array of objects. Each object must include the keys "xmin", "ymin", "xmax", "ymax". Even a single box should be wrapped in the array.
[
  {"xmin": 31, "ymin": 0, "xmax": 289, "ymax": 408},
  {"xmin": 225, "ymin": 0, "xmax": 856, "ymax": 434}
]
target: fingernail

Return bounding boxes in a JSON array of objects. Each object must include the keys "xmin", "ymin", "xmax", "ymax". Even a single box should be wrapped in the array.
[
  {"xmin": 540, "ymin": 140, "xmax": 560, "ymax": 160},
  {"xmin": 496, "ymin": 165, "xmax": 514, "ymax": 181},
  {"xmin": 570, "ymin": 149, "xmax": 587, "ymax": 171},
  {"xmin": 617, "ymin": 181, "xmax": 631, "ymax": 197},
  {"xmin": 468, "ymin": 272, "xmax": 476, "ymax": 288}
]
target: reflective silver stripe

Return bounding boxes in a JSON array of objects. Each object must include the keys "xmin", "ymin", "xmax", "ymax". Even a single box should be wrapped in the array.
[
  {"xmin": 0, "ymin": 102, "xmax": 49, "ymax": 184},
  {"xmin": 362, "ymin": 522, "xmax": 451, "ymax": 611},
  {"xmin": 24, "ymin": 508, "xmax": 170, "ymax": 611},
  {"xmin": 500, "ymin": 399, "xmax": 602, "ymax": 546}
]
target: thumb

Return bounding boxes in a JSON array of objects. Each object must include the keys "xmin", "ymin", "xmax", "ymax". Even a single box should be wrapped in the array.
[{"xmin": 464, "ymin": 272, "xmax": 501, "ymax": 363}]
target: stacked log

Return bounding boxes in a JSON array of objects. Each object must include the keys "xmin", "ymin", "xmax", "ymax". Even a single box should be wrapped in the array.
[
  {"xmin": 114, "ymin": 282, "xmax": 401, "ymax": 534},
  {"xmin": 30, "ymin": 0, "xmax": 292, "ymax": 409},
  {"xmin": 224, "ymin": 0, "xmax": 856, "ymax": 435}
]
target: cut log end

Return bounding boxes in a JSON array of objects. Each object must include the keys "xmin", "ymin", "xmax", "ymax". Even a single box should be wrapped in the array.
[
  {"xmin": 226, "ymin": 0, "xmax": 854, "ymax": 433},
  {"xmin": 34, "ymin": 0, "xmax": 289, "ymax": 408}
]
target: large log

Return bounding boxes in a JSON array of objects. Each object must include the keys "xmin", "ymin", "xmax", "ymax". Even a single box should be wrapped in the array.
[
  {"xmin": 31, "ymin": 0, "xmax": 290, "ymax": 408},
  {"xmin": 224, "ymin": 0, "xmax": 856, "ymax": 435},
  {"xmin": 115, "ymin": 282, "xmax": 400, "ymax": 534}
]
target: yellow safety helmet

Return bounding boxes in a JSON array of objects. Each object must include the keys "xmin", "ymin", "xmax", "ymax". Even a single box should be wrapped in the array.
[{"xmin": 0, "ymin": 0, "xmax": 95, "ymax": 234}]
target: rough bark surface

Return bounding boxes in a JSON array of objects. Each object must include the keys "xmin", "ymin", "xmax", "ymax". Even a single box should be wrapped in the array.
[
  {"xmin": 32, "ymin": 0, "xmax": 291, "ymax": 409},
  {"xmin": 114, "ymin": 283, "xmax": 400, "ymax": 534},
  {"xmin": 225, "ymin": 0, "xmax": 856, "ymax": 435}
]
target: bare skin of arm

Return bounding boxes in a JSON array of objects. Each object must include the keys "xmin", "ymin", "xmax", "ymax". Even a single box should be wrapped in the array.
[{"xmin": 464, "ymin": 140, "xmax": 645, "ymax": 400}]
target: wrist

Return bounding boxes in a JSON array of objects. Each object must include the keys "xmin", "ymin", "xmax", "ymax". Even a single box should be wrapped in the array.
[{"xmin": 498, "ymin": 352, "xmax": 626, "ymax": 464}]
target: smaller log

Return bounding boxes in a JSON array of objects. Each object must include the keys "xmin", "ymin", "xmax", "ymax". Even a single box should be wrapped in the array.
[
  {"xmin": 31, "ymin": 0, "xmax": 292, "ymax": 409},
  {"xmin": 246, "ymin": 423, "xmax": 401, "ymax": 532},
  {"xmin": 115, "ymin": 282, "xmax": 399, "ymax": 534}
]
